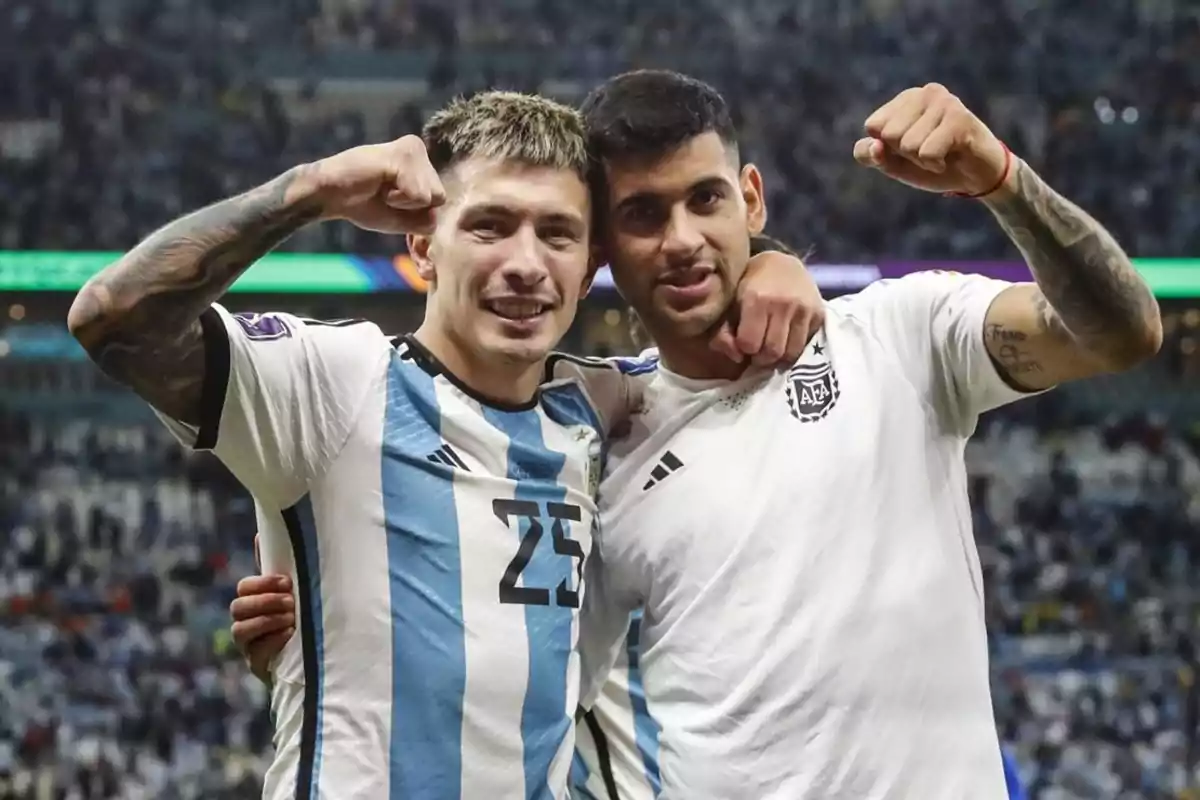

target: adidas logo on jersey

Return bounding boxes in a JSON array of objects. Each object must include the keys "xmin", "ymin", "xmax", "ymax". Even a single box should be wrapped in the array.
[
  {"xmin": 642, "ymin": 450, "xmax": 684, "ymax": 491},
  {"xmin": 427, "ymin": 443, "xmax": 469, "ymax": 471}
]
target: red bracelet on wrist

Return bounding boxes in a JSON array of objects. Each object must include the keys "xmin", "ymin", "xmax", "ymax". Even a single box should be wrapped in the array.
[{"xmin": 946, "ymin": 141, "xmax": 1012, "ymax": 199}]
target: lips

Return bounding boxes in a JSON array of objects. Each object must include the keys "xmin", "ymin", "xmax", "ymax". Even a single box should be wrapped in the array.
[
  {"xmin": 483, "ymin": 297, "xmax": 554, "ymax": 321},
  {"xmin": 657, "ymin": 266, "xmax": 715, "ymax": 288}
]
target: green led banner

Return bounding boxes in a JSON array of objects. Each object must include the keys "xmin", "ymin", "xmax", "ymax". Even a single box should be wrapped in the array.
[
  {"xmin": 0, "ymin": 252, "xmax": 374, "ymax": 293},
  {"xmin": 1127, "ymin": 260, "xmax": 1200, "ymax": 297},
  {"xmin": 1, "ymin": 251, "xmax": 1199, "ymax": 296}
]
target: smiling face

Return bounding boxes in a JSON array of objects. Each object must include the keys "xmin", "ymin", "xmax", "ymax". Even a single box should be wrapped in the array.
[
  {"xmin": 410, "ymin": 156, "xmax": 594, "ymax": 367},
  {"xmin": 406, "ymin": 91, "xmax": 593, "ymax": 396},
  {"xmin": 602, "ymin": 132, "xmax": 765, "ymax": 341},
  {"xmin": 581, "ymin": 70, "xmax": 766, "ymax": 352}
]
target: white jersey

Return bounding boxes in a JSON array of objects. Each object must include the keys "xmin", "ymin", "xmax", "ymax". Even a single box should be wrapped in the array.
[
  {"xmin": 579, "ymin": 272, "xmax": 1038, "ymax": 800},
  {"xmin": 156, "ymin": 304, "xmax": 638, "ymax": 800}
]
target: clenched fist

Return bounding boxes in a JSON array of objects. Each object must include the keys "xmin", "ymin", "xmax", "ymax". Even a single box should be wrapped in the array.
[
  {"xmin": 854, "ymin": 84, "xmax": 1011, "ymax": 198},
  {"xmin": 307, "ymin": 134, "xmax": 446, "ymax": 234}
]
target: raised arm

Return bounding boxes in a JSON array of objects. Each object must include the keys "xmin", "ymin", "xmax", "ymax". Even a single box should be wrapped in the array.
[
  {"xmin": 67, "ymin": 135, "xmax": 444, "ymax": 423},
  {"xmin": 66, "ymin": 166, "xmax": 324, "ymax": 423},
  {"xmin": 855, "ymin": 83, "xmax": 1162, "ymax": 391},
  {"xmin": 979, "ymin": 161, "xmax": 1161, "ymax": 389}
]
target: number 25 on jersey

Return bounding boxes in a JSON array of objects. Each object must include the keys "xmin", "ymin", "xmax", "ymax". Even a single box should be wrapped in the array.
[{"xmin": 494, "ymin": 499, "xmax": 585, "ymax": 609}]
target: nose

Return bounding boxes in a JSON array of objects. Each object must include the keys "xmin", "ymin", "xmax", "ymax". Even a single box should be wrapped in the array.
[
  {"xmin": 661, "ymin": 206, "xmax": 704, "ymax": 261},
  {"xmin": 499, "ymin": 224, "xmax": 549, "ymax": 288}
]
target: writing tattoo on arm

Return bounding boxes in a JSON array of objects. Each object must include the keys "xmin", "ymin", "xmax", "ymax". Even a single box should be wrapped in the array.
[
  {"xmin": 67, "ymin": 166, "xmax": 324, "ymax": 424},
  {"xmin": 984, "ymin": 320, "xmax": 1044, "ymax": 381}
]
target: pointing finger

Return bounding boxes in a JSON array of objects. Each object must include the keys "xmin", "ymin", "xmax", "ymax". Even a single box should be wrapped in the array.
[{"xmin": 708, "ymin": 320, "xmax": 743, "ymax": 363}]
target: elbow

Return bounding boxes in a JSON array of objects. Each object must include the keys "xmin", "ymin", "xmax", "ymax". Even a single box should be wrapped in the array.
[
  {"xmin": 1130, "ymin": 302, "xmax": 1165, "ymax": 363},
  {"xmin": 1141, "ymin": 309, "xmax": 1166, "ymax": 359},
  {"xmin": 66, "ymin": 286, "xmax": 103, "ymax": 346},
  {"xmin": 67, "ymin": 281, "xmax": 123, "ymax": 352},
  {"xmin": 1103, "ymin": 310, "xmax": 1163, "ymax": 372}
]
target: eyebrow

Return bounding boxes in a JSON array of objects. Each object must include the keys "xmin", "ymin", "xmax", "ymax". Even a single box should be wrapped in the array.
[
  {"xmin": 614, "ymin": 175, "xmax": 732, "ymax": 214},
  {"xmin": 460, "ymin": 203, "xmax": 586, "ymax": 228}
]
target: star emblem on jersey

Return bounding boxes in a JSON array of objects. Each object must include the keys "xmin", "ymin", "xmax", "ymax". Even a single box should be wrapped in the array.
[{"xmin": 785, "ymin": 335, "xmax": 840, "ymax": 423}]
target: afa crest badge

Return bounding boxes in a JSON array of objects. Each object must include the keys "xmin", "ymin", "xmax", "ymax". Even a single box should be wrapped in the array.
[{"xmin": 785, "ymin": 337, "xmax": 840, "ymax": 423}]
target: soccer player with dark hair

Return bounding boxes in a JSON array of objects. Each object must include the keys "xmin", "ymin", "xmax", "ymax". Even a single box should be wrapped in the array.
[{"xmin": 573, "ymin": 70, "xmax": 1159, "ymax": 799}]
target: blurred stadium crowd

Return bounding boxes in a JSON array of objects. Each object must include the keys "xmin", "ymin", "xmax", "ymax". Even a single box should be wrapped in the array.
[
  {"xmin": 3, "ymin": 0, "xmax": 1200, "ymax": 259},
  {"xmin": 2, "ymin": 0, "xmax": 1200, "ymax": 797}
]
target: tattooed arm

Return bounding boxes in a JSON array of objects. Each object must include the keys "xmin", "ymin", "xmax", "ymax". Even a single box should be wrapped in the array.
[
  {"xmin": 979, "ymin": 159, "xmax": 1163, "ymax": 390},
  {"xmin": 66, "ymin": 166, "xmax": 324, "ymax": 424}
]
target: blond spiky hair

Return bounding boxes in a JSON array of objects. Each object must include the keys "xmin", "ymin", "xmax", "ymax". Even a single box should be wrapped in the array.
[{"xmin": 422, "ymin": 91, "xmax": 589, "ymax": 180}]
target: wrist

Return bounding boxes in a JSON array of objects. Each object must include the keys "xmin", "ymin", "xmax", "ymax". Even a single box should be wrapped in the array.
[
  {"xmin": 279, "ymin": 163, "xmax": 332, "ymax": 220},
  {"xmin": 945, "ymin": 140, "xmax": 1013, "ymax": 200},
  {"xmin": 979, "ymin": 155, "xmax": 1023, "ymax": 208}
]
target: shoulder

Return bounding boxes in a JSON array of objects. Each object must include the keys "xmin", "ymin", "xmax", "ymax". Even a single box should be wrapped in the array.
[
  {"xmin": 542, "ymin": 351, "xmax": 659, "ymax": 438},
  {"xmin": 827, "ymin": 272, "xmax": 950, "ymax": 317},
  {"xmin": 826, "ymin": 272, "xmax": 1013, "ymax": 341},
  {"xmin": 217, "ymin": 305, "xmax": 390, "ymax": 350},
  {"xmin": 542, "ymin": 350, "xmax": 659, "ymax": 404},
  {"xmin": 831, "ymin": 272, "xmax": 1008, "ymax": 314},
  {"xmin": 542, "ymin": 350, "xmax": 660, "ymax": 384}
]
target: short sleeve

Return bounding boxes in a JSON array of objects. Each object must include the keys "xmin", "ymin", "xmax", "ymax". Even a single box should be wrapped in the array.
[
  {"xmin": 154, "ymin": 304, "xmax": 388, "ymax": 507},
  {"xmin": 845, "ymin": 272, "xmax": 1041, "ymax": 434}
]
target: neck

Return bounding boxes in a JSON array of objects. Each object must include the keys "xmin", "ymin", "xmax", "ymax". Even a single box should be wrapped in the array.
[
  {"xmin": 654, "ymin": 336, "xmax": 746, "ymax": 381},
  {"xmin": 412, "ymin": 321, "xmax": 543, "ymax": 407}
]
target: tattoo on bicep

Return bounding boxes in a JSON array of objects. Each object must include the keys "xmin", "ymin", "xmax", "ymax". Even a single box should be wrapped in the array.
[
  {"xmin": 74, "ymin": 166, "xmax": 322, "ymax": 421},
  {"xmin": 89, "ymin": 319, "xmax": 209, "ymax": 423},
  {"xmin": 985, "ymin": 322, "xmax": 1043, "ymax": 377},
  {"xmin": 985, "ymin": 161, "xmax": 1157, "ymax": 356}
]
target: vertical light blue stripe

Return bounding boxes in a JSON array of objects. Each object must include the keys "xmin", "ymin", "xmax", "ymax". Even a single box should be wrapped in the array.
[
  {"xmin": 540, "ymin": 384, "xmax": 603, "ymax": 434},
  {"xmin": 484, "ymin": 391, "xmax": 594, "ymax": 800},
  {"xmin": 626, "ymin": 613, "xmax": 662, "ymax": 795},
  {"xmin": 294, "ymin": 496, "xmax": 326, "ymax": 796},
  {"xmin": 382, "ymin": 355, "xmax": 466, "ymax": 798},
  {"xmin": 569, "ymin": 750, "xmax": 593, "ymax": 799}
]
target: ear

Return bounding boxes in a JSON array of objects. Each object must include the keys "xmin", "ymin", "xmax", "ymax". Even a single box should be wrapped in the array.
[
  {"xmin": 407, "ymin": 233, "xmax": 436, "ymax": 284},
  {"xmin": 740, "ymin": 164, "xmax": 767, "ymax": 236}
]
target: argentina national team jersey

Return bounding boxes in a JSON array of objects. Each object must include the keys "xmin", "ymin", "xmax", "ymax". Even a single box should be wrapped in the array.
[
  {"xmin": 154, "ymin": 304, "xmax": 638, "ymax": 799},
  {"xmin": 572, "ymin": 610, "xmax": 662, "ymax": 800}
]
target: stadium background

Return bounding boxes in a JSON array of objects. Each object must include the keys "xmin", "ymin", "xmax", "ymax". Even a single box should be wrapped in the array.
[{"xmin": 2, "ymin": 0, "xmax": 1200, "ymax": 797}]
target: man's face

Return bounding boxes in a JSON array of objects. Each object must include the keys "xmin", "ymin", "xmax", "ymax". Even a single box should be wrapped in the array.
[
  {"xmin": 410, "ymin": 157, "xmax": 594, "ymax": 367},
  {"xmin": 601, "ymin": 132, "xmax": 766, "ymax": 342}
]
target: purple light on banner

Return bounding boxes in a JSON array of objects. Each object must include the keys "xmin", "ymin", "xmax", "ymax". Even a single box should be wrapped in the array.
[
  {"xmin": 878, "ymin": 261, "xmax": 1033, "ymax": 282},
  {"xmin": 590, "ymin": 264, "xmax": 881, "ymax": 292}
]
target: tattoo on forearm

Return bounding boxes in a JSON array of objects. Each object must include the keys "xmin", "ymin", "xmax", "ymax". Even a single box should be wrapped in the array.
[
  {"xmin": 984, "ymin": 159, "xmax": 1159, "ymax": 365},
  {"xmin": 70, "ymin": 166, "xmax": 323, "ymax": 423}
]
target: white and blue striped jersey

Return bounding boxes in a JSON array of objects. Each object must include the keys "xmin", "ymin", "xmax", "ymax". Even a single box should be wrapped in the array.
[
  {"xmin": 571, "ymin": 610, "xmax": 661, "ymax": 800},
  {"xmin": 155, "ymin": 304, "xmax": 640, "ymax": 800}
]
